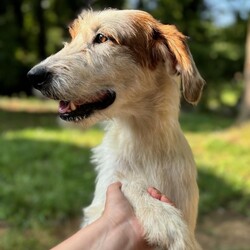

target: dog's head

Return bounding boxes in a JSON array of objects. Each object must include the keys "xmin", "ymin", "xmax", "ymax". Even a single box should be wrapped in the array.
[{"xmin": 27, "ymin": 9, "xmax": 205, "ymax": 125}]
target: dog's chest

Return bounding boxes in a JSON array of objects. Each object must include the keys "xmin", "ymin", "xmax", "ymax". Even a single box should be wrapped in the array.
[{"xmin": 92, "ymin": 133, "xmax": 176, "ymax": 192}]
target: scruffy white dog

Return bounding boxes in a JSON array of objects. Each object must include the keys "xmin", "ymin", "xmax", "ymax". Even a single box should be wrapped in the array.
[{"xmin": 28, "ymin": 9, "xmax": 205, "ymax": 249}]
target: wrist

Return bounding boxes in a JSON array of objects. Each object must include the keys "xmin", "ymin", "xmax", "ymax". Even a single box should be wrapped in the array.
[{"xmin": 100, "ymin": 213, "xmax": 148, "ymax": 250}]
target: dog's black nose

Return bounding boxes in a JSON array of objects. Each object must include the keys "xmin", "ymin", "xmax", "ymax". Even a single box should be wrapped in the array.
[{"xmin": 27, "ymin": 66, "xmax": 51, "ymax": 90}]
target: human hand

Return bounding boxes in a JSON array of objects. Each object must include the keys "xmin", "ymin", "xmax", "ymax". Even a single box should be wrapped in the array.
[{"xmin": 51, "ymin": 182, "xmax": 173, "ymax": 250}]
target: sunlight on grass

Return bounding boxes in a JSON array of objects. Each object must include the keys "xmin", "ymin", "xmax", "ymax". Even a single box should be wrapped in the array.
[
  {"xmin": 0, "ymin": 96, "xmax": 57, "ymax": 112},
  {"xmin": 1, "ymin": 97, "xmax": 250, "ymax": 249},
  {"xmin": 3, "ymin": 127, "xmax": 104, "ymax": 148},
  {"xmin": 188, "ymin": 127, "xmax": 250, "ymax": 183},
  {"xmin": 186, "ymin": 121, "xmax": 250, "ymax": 215}
]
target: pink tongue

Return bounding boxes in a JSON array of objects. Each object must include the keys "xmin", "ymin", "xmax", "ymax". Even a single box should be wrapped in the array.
[{"xmin": 59, "ymin": 101, "xmax": 70, "ymax": 114}]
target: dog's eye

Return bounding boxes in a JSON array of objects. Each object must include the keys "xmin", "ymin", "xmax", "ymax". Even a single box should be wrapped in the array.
[{"xmin": 93, "ymin": 33, "xmax": 109, "ymax": 44}]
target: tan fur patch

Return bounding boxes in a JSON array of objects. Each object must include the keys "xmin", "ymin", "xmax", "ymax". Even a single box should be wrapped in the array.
[
  {"xmin": 69, "ymin": 20, "xmax": 81, "ymax": 39},
  {"xmin": 159, "ymin": 24, "xmax": 205, "ymax": 104},
  {"xmin": 114, "ymin": 12, "xmax": 164, "ymax": 70},
  {"xmin": 160, "ymin": 25, "xmax": 191, "ymax": 73}
]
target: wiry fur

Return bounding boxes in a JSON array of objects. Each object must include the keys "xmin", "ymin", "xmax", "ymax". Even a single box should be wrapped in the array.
[{"xmin": 30, "ymin": 9, "xmax": 205, "ymax": 249}]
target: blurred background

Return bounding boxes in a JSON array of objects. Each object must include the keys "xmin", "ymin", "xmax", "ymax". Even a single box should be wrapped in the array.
[{"xmin": 0, "ymin": 0, "xmax": 250, "ymax": 249}]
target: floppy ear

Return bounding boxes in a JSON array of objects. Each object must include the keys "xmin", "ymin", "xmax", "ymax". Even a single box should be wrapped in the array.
[{"xmin": 157, "ymin": 24, "xmax": 205, "ymax": 104}]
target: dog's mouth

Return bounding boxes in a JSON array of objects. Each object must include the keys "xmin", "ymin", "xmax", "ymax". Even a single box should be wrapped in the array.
[{"xmin": 58, "ymin": 90, "xmax": 116, "ymax": 122}]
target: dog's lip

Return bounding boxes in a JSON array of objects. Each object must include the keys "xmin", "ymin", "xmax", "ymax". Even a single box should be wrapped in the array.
[
  {"xmin": 58, "ymin": 90, "xmax": 116, "ymax": 121},
  {"xmin": 58, "ymin": 90, "xmax": 113, "ymax": 114},
  {"xmin": 58, "ymin": 101, "xmax": 72, "ymax": 114},
  {"xmin": 58, "ymin": 101, "xmax": 81, "ymax": 114}
]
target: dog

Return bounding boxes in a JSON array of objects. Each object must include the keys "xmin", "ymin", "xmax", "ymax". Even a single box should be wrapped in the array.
[{"xmin": 28, "ymin": 9, "xmax": 205, "ymax": 249}]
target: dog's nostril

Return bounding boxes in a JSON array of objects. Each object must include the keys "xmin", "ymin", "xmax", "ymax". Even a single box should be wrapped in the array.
[{"xmin": 27, "ymin": 66, "xmax": 52, "ymax": 90}]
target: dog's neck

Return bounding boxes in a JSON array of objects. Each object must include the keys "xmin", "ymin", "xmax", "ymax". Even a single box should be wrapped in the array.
[
  {"xmin": 110, "ymin": 113, "xmax": 183, "ymax": 152},
  {"xmin": 105, "ymin": 73, "xmax": 184, "ymax": 153},
  {"xmin": 95, "ymin": 73, "xmax": 195, "ymax": 183}
]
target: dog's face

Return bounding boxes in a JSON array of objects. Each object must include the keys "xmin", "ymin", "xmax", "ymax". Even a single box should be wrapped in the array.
[{"xmin": 28, "ymin": 9, "xmax": 205, "ymax": 125}]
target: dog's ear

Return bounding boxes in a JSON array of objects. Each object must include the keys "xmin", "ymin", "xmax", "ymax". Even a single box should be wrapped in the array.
[
  {"xmin": 69, "ymin": 19, "xmax": 81, "ymax": 39},
  {"xmin": 155, "ymin": 25, "xmax": 205, "ymax": 104}
]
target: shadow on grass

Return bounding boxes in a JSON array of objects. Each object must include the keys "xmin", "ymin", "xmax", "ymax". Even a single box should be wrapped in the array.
[
  {"xmin": 198, "ymin": 166, "xmax": 250, "ymax": 217},
  {"xmin": 0, "ymin": 137, "xmax": 96, "ymax": 228},
  {"xmin": 0, "ymin": 109, "xmax": 103, "ymax": 135},
  {"xmin": 180, "ymin": 111, "xmax": 234, "ymax": 132},
  {"xmin": 1, "ymin": 108, "xmax": 235, "ymax": 133},
  {"xmin": 0, "ymin": 109, "xmax": 58, "ymax": 131}
]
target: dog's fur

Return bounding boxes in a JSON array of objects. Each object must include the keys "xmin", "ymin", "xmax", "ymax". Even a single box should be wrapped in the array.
[{"xmin": 29, "ymin": 9, "xmax": 205, "ymax": 249}]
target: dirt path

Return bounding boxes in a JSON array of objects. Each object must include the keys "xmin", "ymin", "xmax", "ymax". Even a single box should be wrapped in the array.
[
  {"xmin": 55, "ymin": 212, "xmax": 250, "ymax": 250},
  {"xmin": 2, "ymin": 212, "xmax": 249, "ymax": 249},
  {"xmin": 196, "ymin": 212, "xmax": 250, "ymax": 250}
]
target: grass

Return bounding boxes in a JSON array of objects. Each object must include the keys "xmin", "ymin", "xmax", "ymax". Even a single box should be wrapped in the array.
[
  {"xmin": 0, "ymin": 97, "xmax": 250, "ymax": 249},
  {"xmin": 183, "ymin": 116, "xmax": 250, "ymax": 215}
]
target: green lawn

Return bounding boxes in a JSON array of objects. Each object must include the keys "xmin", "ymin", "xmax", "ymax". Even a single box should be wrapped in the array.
[{"xmin": 0, "ymin": 97, "xmax": 250, "ymax": 249}]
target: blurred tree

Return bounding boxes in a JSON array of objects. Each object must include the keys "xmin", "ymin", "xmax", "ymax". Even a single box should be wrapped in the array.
[
  {"xmin": 0, "ymin": 0, "xmax": 31, "ymax": 95},
  {"xmin": 35, "ymin": 0, "xmax": 46, "ymax": 59},
  {"xmin": 215, "ymin": 1, "xmax": 250, "ymax": 121},
  {"xmin": 92, "ymin": 0, "xmax": 125, "ymax": 9},
  {"xmin": 0, "ymin": 0, "xmax": 248, "ymax": 115},
  {"xmin": 238, "ymin": 17, "xmax": 250, "ymax": 122},
  {"xmin": 0, "ymin": 0, "xmax": 127, "ymax": 95}
]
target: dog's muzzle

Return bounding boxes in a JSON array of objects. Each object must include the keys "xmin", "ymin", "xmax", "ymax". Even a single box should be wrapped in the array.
[
  {"xmin": 27, "ymin": 66, "xmax": 116, "ymax": 122},
  {"xmin": 58, "ymin": 90, "xmax": 116, "ymax": 122}
]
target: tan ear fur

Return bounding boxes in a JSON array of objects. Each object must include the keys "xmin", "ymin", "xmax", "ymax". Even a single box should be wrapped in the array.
[
  {"xmin": 159, "ymin": 24, "xmax": 205, "ymax": 104},
  {"xmin": 126, "ymin": 13, "xmax": 205, "ymax": 104},
  {"xmin": 69, "ymin": 19, "xmax": 81, "ymax": 39}
]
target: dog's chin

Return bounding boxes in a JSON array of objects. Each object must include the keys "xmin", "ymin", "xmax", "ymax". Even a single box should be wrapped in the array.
[{"xmin": 58, "ymin": 90, "xmax": 116, "ymax": 123}]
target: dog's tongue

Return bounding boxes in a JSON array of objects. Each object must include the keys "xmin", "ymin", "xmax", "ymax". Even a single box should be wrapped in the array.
[
  {"xmin": 59, "ymin": 101, "xmax": 71, "ymax": 114},
  {"xmin": 58, "ymin": 92, "xmax": 108, "ymax": 114}
]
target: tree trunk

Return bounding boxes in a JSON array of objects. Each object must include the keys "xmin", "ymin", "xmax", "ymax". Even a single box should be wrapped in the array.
[
  {"xmin": 238, "ymin": 17, "xmax": 250, "ymax": 123},
  {"xmin": 35, "ymin": 0, "xmax": 46, "ymax": 59}
]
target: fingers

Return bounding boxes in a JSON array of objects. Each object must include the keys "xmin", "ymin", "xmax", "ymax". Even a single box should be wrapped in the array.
[
  {"xmin": 147, "ymin": 187, "xmax": 175, "ymax": 207},
  {"xmin": 106, "ymin": 182, "xmax": 122, "ymax": 193},
  {"xmin": 106, "ymin": 183, "xmax": 175, "ymax": 207},
  {"xmin": 105, "ymin": 182, "xmax": 124, "ymax": 202},
  {"xmin": 147, "ymin": 187, "xmax": 162, "ymax": 200}
]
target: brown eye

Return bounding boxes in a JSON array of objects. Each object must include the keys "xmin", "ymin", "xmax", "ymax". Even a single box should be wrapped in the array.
[{"xmin": 93, "ymin": 33, "xmax": 109, "ymax": 44}]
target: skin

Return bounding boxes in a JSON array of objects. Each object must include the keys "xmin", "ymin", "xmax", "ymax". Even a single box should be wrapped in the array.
[{"xmin": 51, "ymin": 182, "xmax": 173, "ymax": 250}]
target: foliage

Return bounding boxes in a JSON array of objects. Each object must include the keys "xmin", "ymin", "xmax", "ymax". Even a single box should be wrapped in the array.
[
  {"xmin": 0, "ymin": 97, "xmax": 250, "ymax": 249},
  {"xmin": 0, "ymin": 0, "xmax": 248, "ymax": 112}
]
